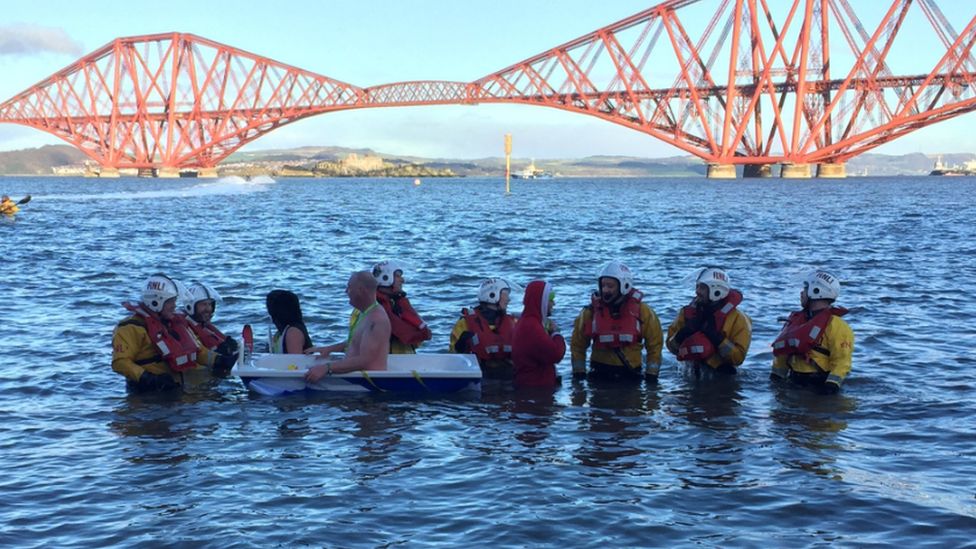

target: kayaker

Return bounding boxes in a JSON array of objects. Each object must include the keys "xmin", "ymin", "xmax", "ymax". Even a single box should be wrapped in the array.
[
  {"xmin": 266, "ymin": 289, "xmax": 313, "ymax": 354},
  {"xmin": 666, "ymin": 267, "xmax": 752, "ymax": 376},
  {"xmin": 570, "ymin": 261, "xmax": 663, "ymax": 382},
  {"xmin": 111, "ymin": 274, "xmax": 237, "ymax": 392},
  {"xmin": 0, "ymin": 195, "xmax": 19, "ymax": 216},
  {"xmin": 183, "ymin": 282, "xmax": 239, "ymax": 362},
  {"xmin": 770, "ymin": 270, "xmax": 854, "ymax": 394},
  {"xmin": 305, "ymin": 271, "xmax": 391, "ymax": 381},
  {"xmin": 450, "ymin": 278, "xmax": 518, "ymax": 379},
  {"xmin": 362, "ymin": 260, "xmax": 431, "ymax": 354},
  {"xmin": 512, "ymin": 280, "xmax": 565, "ymax": 388}
]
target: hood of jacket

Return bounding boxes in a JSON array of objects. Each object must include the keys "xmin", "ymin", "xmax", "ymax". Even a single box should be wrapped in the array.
[{"xmin": 521, "ymin": 280, "xmax": 551, "ymax": 325}]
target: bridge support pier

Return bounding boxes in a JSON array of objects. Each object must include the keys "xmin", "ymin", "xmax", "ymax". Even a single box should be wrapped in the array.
[
  {"xmin": 816, "ymin": 162, "xmax": 847, "ymax": 178},
  {"xmin": 743, "ymin": 164, "xmax": 772, "ymax": 178},
  {"xmin": 780, "ymin": 163, "xmax": 812, "ymax": 179},
  {"xmin": 99, "ymin": 167, "xmax": 120, "ymax": 178},
  {"xmin": 156, "ymin": 167, "xmax": 180, "ymax": 178},
  {"xmin": 706, "ymin": 163, "xmax": 736, "ymax": 179},
  {"xmin": 137, "ymin": 168, "xmax": 154, "ymax": 178},
  {"xmin": 197, "ymin": 167, "xmax": 219, "ymax": 178}
]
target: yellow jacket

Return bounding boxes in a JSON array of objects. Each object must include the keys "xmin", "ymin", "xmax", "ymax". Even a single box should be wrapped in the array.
[
  {"xmin": 111, "ymin": 316, "xmax": 214, "ymax": 384},
  {"xmin": 666, "ymin": 308, "xmax": 752, "ymax": 370},
  {"xmin": 772, "ymin": 314, "xmax": 854, "ymax": 386},
  {"xmin": 570, "ymin": 301, "xmax": 663, "ymax": 375},
  {"xmin": 0, "ymin": 200, "xmax": 19, "ymax": 216}
]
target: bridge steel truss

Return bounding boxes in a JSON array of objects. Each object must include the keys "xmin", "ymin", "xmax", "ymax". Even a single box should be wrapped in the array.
[{"xmin": 1, "ymin": 0, "xmax": 975, "ymax": 172}]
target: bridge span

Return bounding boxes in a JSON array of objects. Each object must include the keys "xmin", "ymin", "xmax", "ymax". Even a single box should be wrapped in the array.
[{"xmin": 2, "ymin": 0, "xmax": 975, "ymax": 178}]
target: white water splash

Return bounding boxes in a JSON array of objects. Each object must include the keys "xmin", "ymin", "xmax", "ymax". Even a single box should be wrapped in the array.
[{"xmin": 34, "ymin": 176, "xmax": 277, "ymax": 201}]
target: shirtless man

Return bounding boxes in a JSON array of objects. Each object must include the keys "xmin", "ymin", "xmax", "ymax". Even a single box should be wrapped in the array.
[{"xmin": 304, "ymin": 271, "xmax": 391, "ymax": 382}]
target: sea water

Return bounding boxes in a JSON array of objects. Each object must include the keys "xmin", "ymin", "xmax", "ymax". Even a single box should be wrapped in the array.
[{"xmin": 0, "ymin": 175, "xmax": 973, "ymax": 546}]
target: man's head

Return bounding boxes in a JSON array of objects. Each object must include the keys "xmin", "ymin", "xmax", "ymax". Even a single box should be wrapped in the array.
[
  {"xmin": 696, "ymin": 267, "xmax": 730, "ymax": 303},
  {"xmin": 184, "ymin": 283, "xmax": 221, "ymax": 322},
  {"xmin": 1, "ymin": 195, "xmax": 9, "ymax": 202},
  {"xmin": 142, "ymin": 274, "xmax": 180, "ymax": 320},
  {"xmin": 347, "ymin": 271, "xmax": 379, "ymax": 310},
  {"xmin": 478, "ymin": 278, "xmax": 512, "ymax": 310},
  {"xmin": 801, "ymin": 270, "xmax": 840, "ymax": 309},
  {"xmin": 598, "ymin": 261, "xmax": 633, "ymax": 303},
  {"xmin": 372, "ymin": 260, "xmax": 404, "ymax": 292}
]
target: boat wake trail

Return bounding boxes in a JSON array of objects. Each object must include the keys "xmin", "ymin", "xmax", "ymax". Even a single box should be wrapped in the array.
[{"xmin": 34, "ymin": 176, "xmax": 277, "ymax": 201}]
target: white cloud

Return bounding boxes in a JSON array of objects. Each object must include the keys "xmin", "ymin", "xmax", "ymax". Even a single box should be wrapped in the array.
[{"xmin": 0, "ymin": 25, "xmax": 83, "ymax": 56}]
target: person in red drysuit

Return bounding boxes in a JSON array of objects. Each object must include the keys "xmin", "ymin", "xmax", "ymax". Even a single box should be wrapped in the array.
[{"xmin": 512, "ymin": 280, "xmax": 566, "ymax": 388}]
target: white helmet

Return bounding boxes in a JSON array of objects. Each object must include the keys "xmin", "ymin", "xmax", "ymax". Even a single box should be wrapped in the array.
[
  {"xmin": 598, "ymin": 261, "xmax": 633, "ymax": 295},
  {"xmin": 697, "ymin": 267, "xmax": 730, "ymax": 302},
  {"xmin": 804, "ymin": 270, "xmax": 840, "ymax": 302},
  {"xmin": 371, "ymin": 260, "xmax": 404, "ymax": 287},
  {"xmin": 478, "ymin": 278, "xmax": 512, "ymax": 304},
  {"xmin": 142, "ymin": 274, "xmax": 180, "ymax": 313},
  {"xmin": 183, "ymin": 282, "xmax": 223, "ymax": 316}
]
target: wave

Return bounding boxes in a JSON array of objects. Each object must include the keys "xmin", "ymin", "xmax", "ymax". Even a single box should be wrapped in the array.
[{"xmin": 33, "ymin": 176, "xmax": 276, "ymax": 201}]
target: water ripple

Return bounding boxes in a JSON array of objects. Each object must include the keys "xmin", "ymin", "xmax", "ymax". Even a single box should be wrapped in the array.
[{"xmin": 0, "ymin": 175, "xmax": 974, "ymax": 546}]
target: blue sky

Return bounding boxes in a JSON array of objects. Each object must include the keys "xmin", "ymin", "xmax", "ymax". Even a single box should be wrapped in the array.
[{"xmin": 1, "ymin": 0, "xmax": 974, "ymax": 159}]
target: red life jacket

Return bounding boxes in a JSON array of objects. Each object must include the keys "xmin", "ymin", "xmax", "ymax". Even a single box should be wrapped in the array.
[
  {"xmin": 377, "ymin": 291, "xmax": 431, "ymax": 346},
  {"xmin": 584, "ymin": 290, "xmax": 644, "ymax": 349},
  {"xmin": 772, "ymin": 306, "xmax": 848, "ymax": 358},
  {"xmin": 187, "ymin": 317, "xmax": 226, "ymax": 350},
  {"xmin": 677, "ymin": 289, "xmax": 742, "ymax": 362},
  {"xmin": 462, "ymin": 307, "xmax": 516, "ymax": 362},
  {"xmin": 122, "ymin": 302, "xmax": 199, "ymax": 372}
]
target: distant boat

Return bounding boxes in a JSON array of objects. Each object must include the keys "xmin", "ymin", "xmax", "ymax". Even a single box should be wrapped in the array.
[
  {"xmin": 511, "ymin": 160, "xmax": 553, "ymax": 179},
  {"xmin": 929, "ymin": 155, "xmax": 976, "ymax": 176}
]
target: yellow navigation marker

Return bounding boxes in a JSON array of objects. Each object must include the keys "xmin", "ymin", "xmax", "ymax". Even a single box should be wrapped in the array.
[{"xmin": 504, "ymin": 133, "xmax": 512, "ymax": 195}]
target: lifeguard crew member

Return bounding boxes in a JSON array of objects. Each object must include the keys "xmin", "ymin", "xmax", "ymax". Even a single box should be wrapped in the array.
[
  {"xmin": 358, "ymin": 260, "xmax": 432, "ymax": 354},
  {"xmin": 450, "ymin": 278, "xmax": 518, "ymax": 379},
  {"xmin": 570, "ymin": 261, "xmax": 663, "ymax": 381},
  {"xmin": 771, "ymin": 270, "xmax": 854, "ymax": 394},
  {"xmin": 184, "ymin": 282, "xmax": 239, "ymax": 361},
  {"xmin": 666, "ymin": 267, "xmax": 752, "ymax": 375},
  {"xmin": 112, "ymin": 274, "xmax": 237, "ymax": 392}
]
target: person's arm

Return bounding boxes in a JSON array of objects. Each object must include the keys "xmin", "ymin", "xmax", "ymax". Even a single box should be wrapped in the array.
[
  {"xmin": 280, "ymin": 326, "xmax": 306, "ymax": 354},
  {"xmin": 449, "ymin": 317, "xmax": 471, "ymax": 353},
  {"xmin": 305, "ymin": 341, "xmax": 346, "ymax": 357},
  {"xmin": 642, "ymin": 305, "xmax": 663, "ymax": 367},
  {"xmin": 570, "ymin": 308, "xmax": 590, "ymax": 375},
  {"xmin": 541, "ymin": 328, "xmax": 566, "ymax": 365},
  {"xmin": 111, "ymin": 324, "xmax": 151, "ymax": 382},
  {"xmin": 718, "ymin": 311, "xmax": 752, "ymax": 367},
  {"xmin": 825, "ymin": 317, "xmax": 854, "ymax": 390},
  {"xmin": 389, "ymin": 313, "xmax": 428, "ymax": 346},
  {"xmin": 665, "ymin": 313, "xmax": 686, "ymax": 355}
]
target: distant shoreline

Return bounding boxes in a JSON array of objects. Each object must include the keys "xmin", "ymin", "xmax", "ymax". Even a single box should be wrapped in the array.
[{"xmin": 0, "ymin": 143, "xmax": 969, "ymax": 177}]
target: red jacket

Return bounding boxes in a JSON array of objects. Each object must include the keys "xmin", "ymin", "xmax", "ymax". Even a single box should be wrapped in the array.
[{"xmin": 512, "ymin": 280, "xmax": 565, "ymax": 388}]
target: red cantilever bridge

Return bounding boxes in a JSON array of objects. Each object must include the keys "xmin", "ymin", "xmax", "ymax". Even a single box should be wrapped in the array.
[{"xmin": 2, "ymin": 0, "xmax": 976, "ymax": 178}]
